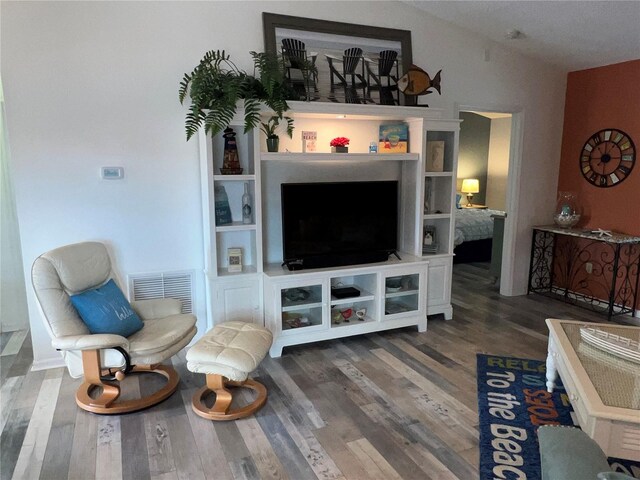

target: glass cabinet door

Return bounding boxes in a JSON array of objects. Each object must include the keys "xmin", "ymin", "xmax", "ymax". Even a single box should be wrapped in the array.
[
  {"xmin": 279, "ymin": 282, "xmax": 326, "ymax": 335},
  {"xmin": 382, "ymin": 271, "xmax": 422, "ymax": 319}
]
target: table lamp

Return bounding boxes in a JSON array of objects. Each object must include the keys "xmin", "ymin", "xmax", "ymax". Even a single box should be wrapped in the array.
[{"xmin": 461, "ymin": 178, "xmax": 480, "ymax": 206}]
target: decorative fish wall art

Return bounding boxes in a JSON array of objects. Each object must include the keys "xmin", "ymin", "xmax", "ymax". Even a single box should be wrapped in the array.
[{"xmin": 398, "ymin": 64, "xmax": 442, "ymax": 105}]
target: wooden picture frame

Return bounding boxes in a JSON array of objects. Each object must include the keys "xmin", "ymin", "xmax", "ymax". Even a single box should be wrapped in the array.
[{"xmin": 262, "ymin": 12, "xmax": 414, "ymax": 106}]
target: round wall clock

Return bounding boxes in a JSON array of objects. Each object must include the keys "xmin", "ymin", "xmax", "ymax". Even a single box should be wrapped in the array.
[{"xmin": 580, "ymin": 128, "xmax": 636, "ymax": 188}]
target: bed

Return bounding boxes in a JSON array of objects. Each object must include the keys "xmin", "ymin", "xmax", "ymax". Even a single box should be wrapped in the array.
[{"xmin": 453, "ymin": 208, "xmax": 506, "ymax": 263}]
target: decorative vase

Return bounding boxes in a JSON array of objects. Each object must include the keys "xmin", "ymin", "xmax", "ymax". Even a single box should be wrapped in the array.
[
  {"xmin": 553, "ymin": 191, "xmax": 581, "ymax": 228},
  {"xmin": 241, "ymin": 182, "xmax": 252, "ymax": 224},
  {"xmin": 331, "ymin": 146, "xmax": 348, "ymax": 153},
  {"xmin": 266, "ymin": 137, "xmax": 279, "ymax": 153}
]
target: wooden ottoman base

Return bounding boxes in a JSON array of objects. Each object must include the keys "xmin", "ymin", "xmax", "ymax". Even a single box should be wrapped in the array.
[{"xmin": 192, "ymin": 373, "xmax": 267, "ymax": 421}]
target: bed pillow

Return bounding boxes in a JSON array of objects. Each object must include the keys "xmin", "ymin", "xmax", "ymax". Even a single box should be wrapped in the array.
[
  {"xmin": 70, "ymin": 279, "xmax": 143, "ymax": 337},
  {"xmin": 456, "ymin": 194, "xmax": 462, "ymax": 209}
]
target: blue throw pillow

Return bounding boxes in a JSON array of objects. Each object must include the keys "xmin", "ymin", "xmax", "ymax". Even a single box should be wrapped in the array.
[
  {"xmin": 456, "ymin": 193, "xmax": 462, "ymax": 209},
  {"xmin": 70, "ymin": 279, "xmax": 143, "ymax": 337}
]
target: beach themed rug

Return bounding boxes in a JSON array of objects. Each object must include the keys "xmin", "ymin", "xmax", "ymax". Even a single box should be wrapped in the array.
[{"xmin": 477, "ymin": 354, "xmax": 640, "ymax": 479}]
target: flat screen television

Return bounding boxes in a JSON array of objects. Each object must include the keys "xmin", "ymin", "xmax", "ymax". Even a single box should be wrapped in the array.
[{"xmin": 281, "ymin": 181, "xmax": 398, "ymax": 270}]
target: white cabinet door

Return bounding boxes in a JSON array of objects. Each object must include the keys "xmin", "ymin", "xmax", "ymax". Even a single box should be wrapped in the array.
[
  {"xmin": 212, "ymin": 276, "xmax": 262, "ymax": 326},
  {"xmin": 426, "ymin": 257, "xmax": 452, "ymax": 319}
]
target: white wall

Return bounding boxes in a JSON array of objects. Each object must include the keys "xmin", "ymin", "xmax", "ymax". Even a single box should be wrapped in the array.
[
  {"xmin": 2, "ymin": 1, "xmax": 566, "ymax": 368},
  {"xmin": 486, "ymin": 117, "xmax": 512, "ymax": 211}
]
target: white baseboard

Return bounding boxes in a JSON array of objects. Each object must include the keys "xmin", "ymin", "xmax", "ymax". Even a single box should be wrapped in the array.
[{"xmin": 30, "ymin": 356, "xmax": 66, "ymax": 371}]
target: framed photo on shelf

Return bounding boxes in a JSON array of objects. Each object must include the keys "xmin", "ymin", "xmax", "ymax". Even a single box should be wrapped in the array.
[
  {"xmin": 425, "ymin": 140, "xmax": 445, "ymax": 172},
  {"xmin": 378, "ymin": 123, "xmax": 408, "ymax": 153},
  {"xmin": 227, "ymin": 247, "xmax": 243, "ymax": 273},
  {"xmin": 422, "ymin": 225, "xmax": 438, "ymax": 254},
  {"xmin": 302, "ymin": 131, "xmax": 317, "ymax": 153}
]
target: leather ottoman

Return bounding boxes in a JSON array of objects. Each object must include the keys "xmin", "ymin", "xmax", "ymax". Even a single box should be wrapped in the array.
[{"xmin": 186, "ymin": 321, "xmax": 273, "ymax": 420}]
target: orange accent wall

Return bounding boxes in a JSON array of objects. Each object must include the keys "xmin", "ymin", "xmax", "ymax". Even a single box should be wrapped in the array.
[{"xmin": 558, "ymin": 59, "xmax": 640, "ymax": 236}]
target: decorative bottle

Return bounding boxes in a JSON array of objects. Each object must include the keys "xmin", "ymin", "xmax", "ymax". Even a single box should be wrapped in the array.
[{"xmin": 242, "ymin": 182, "xmax": 252, "ymax": 224}]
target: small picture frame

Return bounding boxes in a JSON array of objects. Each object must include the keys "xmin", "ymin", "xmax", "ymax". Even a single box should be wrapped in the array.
[
  {"xmin": 227, "ymin": 247, "xmax": 243, "ymax": 272},
  {"xmin": 422, "ymin": 225, "xmax": 438, "ymax": 254},
  {"xmin": 378, "ymin": 123, "xmax": 408, "ymax": 153},
  {"xmin": 302, "ymin": 131, "xmax": 317, "ymax": 153},
  {"xmin": 426, "ymin": 140, "xmax": 445, "ymax": 172}
]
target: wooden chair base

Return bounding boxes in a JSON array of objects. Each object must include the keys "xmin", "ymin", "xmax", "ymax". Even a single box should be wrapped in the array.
[
  {"xmin": 191, "ymin": 374, "xmax": 267, "ymax": 421},
  {"xmin": 75, "ymin": 363, "xmax": 180, "ymax": 415}
]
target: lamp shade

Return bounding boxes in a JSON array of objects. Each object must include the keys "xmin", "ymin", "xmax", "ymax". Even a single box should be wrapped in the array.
[{"xmin": 461, "ymin": 178, "xmax": 480, "ymax": 194}]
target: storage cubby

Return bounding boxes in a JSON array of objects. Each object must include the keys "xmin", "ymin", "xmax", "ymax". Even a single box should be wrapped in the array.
[
  {"xmin": 268, "ymin": 116, "xmax": 412, "ymax": 154},
  {"xmin": 423, "ymin": 175, "xmax": 453, "ymax": 215},
  {"xmin": 215, "ymin": 230, "xmax": 258, "ymax": 275},
  {"xmin": 213, "ymin": 179, "xmax": 257, "ymax": 227},
  {"xmin": 330, "ymin": 273, "xmax": 377, "ymax": 299},
  {"xmin": 330, "ymin": 273, "xmax": 378, "ymax": 327},
  {"xmin": 281, "ymin": 285, "xmax": 323, "ymax": 310},
  {"xmin": 330, "ymin": 300, "xmax": 377, "ymax": 328},
  {"xmin": 210, "ymin": 123, "xmax": 256, "ymax": 175},
  {"xmin": 425, "ymin": 130, "xmax": 456, "ymax": 173},
  {"xmin": 422, "ymin": 217, "xmax": 452, "ymax": 256}
]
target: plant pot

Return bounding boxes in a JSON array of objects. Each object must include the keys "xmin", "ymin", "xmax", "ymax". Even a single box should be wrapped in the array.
[
  {"xmin": 266, "ymin": 137, "xmax": 279, "ymax": 153},
  {"xmin": 331, "ymin": 146, "xmax": 348, "ymax": 153}
]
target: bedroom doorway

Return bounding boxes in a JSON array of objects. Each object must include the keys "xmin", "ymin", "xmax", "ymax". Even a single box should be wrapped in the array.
[{"xmin": 455, "ymin": 104, "xmax": 523, "ymax": 297}]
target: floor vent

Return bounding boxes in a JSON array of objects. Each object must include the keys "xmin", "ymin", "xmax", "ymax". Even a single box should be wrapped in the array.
[{"xmin": 127, "ymin": 271, "xmax": 194, "ymax": 314}]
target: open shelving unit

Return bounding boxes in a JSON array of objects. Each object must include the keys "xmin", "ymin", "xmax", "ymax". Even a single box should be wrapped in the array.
[{"xmin": 199, "ymin": 101, "xmax": 460, "ymax": 353}]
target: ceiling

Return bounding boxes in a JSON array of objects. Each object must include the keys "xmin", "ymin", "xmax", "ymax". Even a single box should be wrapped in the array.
[{"xmin": 405, "ymin": 1, "xmax": 640, "ymax": 72}]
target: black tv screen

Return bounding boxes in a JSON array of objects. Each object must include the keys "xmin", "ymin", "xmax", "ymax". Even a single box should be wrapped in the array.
[{"xmin": 281, "ymin": 181, "xmax": 398, "ymax": 270}]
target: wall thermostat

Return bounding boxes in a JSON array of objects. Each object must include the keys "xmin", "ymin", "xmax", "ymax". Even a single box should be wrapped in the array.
[{"xmin": 101, "ymin": 166, "xmax": 124, "ymax": 180}]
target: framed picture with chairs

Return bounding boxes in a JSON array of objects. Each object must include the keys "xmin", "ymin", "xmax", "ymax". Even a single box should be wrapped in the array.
[{"xmin": 262, "ymin": 12, "xmax": 414, "ymax": 106}]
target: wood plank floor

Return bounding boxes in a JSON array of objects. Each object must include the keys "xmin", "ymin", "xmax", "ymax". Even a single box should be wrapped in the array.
[
  {"xmin": 0, "ymin": 330, "xmax": 32, "ymax": 387},
  {"xmin": 1, "ymin": 263, "xmax": 623, "ymax": 480}
]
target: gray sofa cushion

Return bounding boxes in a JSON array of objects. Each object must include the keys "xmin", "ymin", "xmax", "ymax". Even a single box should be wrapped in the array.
[
  {"xmin": 597, "ymin": 473, "xmax": 636, "ymax": 480},
  {"xmin": 539, "ymin": 426, "xmax": 611, "ymax": 480}
]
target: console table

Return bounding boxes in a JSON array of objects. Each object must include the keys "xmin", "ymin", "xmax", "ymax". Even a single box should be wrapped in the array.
[
  {"xmin": 545, "ymin": 319, "xmax": 640, "ymax": 461},
  {"xmin": 528, "ymin": 226, "xmax": 640, "ymax": 318}
]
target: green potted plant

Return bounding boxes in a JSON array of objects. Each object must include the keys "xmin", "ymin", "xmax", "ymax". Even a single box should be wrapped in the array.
[
  {"xmin": 260, "ymin": 115, "xmax": 293, "ymax": 152},
  {"xmin": 178, "ymin": 50, "xmax": 312, "ymax": 141}
]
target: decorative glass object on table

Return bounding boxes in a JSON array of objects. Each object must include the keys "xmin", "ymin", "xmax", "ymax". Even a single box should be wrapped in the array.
[{"xmin": 553, "ymin": 191, "xmax": 581, "ymax": 228}]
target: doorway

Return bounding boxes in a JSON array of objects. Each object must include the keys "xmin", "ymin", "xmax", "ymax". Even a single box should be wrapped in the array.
[
  {"xmin": 1, "ymin": 79, "xmax": 32, "ymax": 385},
  {"xmin": 455, "ymin": 104, "xmax": 524, "ymax": 296}
]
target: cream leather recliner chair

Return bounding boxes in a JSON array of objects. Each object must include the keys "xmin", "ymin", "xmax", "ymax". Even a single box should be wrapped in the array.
[{"xmin": 31, "ymin": 241, "xmax": 197, "ymax": 414}]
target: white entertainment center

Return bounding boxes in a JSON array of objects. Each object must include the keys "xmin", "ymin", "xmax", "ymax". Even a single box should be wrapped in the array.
[{"xmin": 199, "ymin": 101, "xmax": 460, "ymax": 357}]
